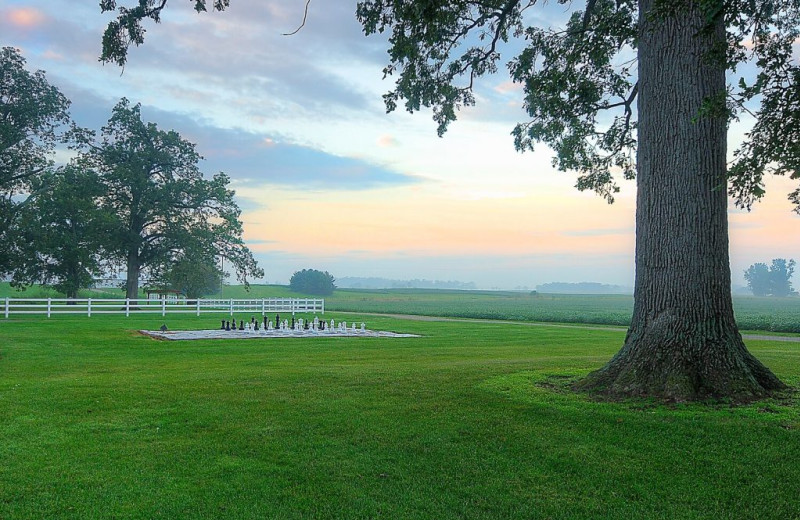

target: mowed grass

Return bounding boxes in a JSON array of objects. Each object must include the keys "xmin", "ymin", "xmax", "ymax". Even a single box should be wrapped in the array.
[{"xmin": 2, "ymin": 313, "xmax": 800, "ymax": 519}]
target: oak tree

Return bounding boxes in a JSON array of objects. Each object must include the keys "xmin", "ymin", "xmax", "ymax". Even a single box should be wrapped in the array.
[
  {"xmin": 11, "ymin": 165, "xmax": 111, "ymax": 299},
  {"xmin": 0, "ymin": 47, "xmax": 71, "ymax": 273},
  {"xmin": 98, "ymin": 0, "xmax": 798, "ymax": 400},
  {"xmin": 82, "ymin": 98, "xmax": 263, "ymax": 300}
]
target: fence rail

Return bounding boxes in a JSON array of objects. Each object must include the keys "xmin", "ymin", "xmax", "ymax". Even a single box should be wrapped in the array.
[{"xmin": 1, "ymin": 297, "xmax": 324, "ymax": 318}]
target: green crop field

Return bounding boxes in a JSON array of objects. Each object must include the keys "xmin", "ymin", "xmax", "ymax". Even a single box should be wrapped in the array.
[{"xmin": 2, "ymin": 312, "xmax": 800, "ymax": 519}]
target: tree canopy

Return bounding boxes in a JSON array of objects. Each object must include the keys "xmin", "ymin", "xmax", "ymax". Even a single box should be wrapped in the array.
[
  {"xmin": 745, "ymin": 259, "xmax": 797, "ymax": 297},
  {"xmin": 289, "ymin": 269, "xmax": 336, "ymax": 296},
  {"xmin": 0, "ymin": 46, "xmax": 72, "ymax": 273},
  {"xmin": 10, "ymin": 165, "xmax": 111, "ymax": 298},
  {"xmin": 80, "ymin": 98, "xmax": 263, "ymax": 299}
]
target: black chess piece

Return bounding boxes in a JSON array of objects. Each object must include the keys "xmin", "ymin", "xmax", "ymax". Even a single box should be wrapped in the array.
[
  {"xmin": 160, "ymin": 324, "xmax": 168, "ymax": 332},
  {"xmin": 320, "ymin": 321, "xmax": 325, "ymax": 331},
  {"xmin": 221, "ymin": 319, "xmax": 226, "ymax": 330},
  {"xmin": 304, "ymin": 321, "xmax": 309, "ymax": 330},
  {"xmin": 238, "ymin": 320, "xmax": 244, "ymax": 330},
  {"xmin": 275, "ymin": 313, "xmax": 280, "ymax": 326},
  {"xmin": 255, "ymin": 321, "xmax": 260, "ymax": 331},
  {"xmin": 251, "ymin": 316, "xmax": 255, "ymax": 324},
  {"xmin": 225, "ymin": 321, "xmax": 231, "ymax": 331},
  {"xmin": 263, "ymin": 316, "xmax": 268, "ymax": 329},
  {"xmin": 291, "ymin": 317, "xmax": 295, "ymax": 329}
]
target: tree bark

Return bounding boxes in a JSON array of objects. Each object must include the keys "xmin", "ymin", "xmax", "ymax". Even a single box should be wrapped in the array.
[
  {"xmin": 125, "ymin": 249, "xmax": 140, "ymax": 301},
  {"xmin": 576, "ymin": 0, "xmax": 786, "ymax": 400}
]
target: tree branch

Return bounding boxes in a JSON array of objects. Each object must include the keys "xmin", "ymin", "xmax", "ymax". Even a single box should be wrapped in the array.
[{"xmin": 283, "ymin": 0, "xmax": 312, "ymax": 36}]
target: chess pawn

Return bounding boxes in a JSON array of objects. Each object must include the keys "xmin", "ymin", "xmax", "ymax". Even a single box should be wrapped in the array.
[
  {"xmin": 225, "ymin": 321, "xmax": 231, "ymax": 331},
  {"xmin": 238, "ymin": 320, "xmax": 244, "ymax": 331},
  {"xmin": 361, "ymin": 323, "xmax": 366, "ymax": 332},
  {"xmin": 304, "ymin": 321, "xmax": 309, "ymax": 330},
  {"xmin": 221, "ymin": 319, "xmax": 226, "ymax": 330}
]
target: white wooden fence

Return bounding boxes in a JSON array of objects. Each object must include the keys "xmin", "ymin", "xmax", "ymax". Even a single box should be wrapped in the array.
[{"xmin": 1, "ymin": 297, "xmax": 324, "ymax": 318}]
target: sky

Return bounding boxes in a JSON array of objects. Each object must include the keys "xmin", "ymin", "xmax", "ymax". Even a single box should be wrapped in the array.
[{"xmin": 2, "ymin": 0, "xmax": 798, "ymax": 290}]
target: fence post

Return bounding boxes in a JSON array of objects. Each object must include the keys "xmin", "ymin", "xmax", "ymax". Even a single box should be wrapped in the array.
[
  {"xmin": 162, "ymin": 298, "xmax": 166, "ymax": 317},
  {"xmin": 196, "ymin": 298, "xmax": 201, "ymax": 317},
  {"xmin": 125, "ymin": 299, "xmax": 130, "ymax": 317},
  {"xmin": 4, "ymin": 297, "xmax": 8, "ymax": 319},
  {"xmin": 321, "ymin": 298, "xmax": 325, "ymax": 315},
  {"xmin": 87, "ymin": 298, "xmax": 92, "ymax": 318},
  {"xmin": 230, "ymin": 298, "xmax": 234, "ymax": 316},
  {"xmin": 47, "ymin": 298, "xmax": 52, "ymax": 318},
  {"xmin": 262, "ymin": 298, "xmax": 265, "ymax": 316}
]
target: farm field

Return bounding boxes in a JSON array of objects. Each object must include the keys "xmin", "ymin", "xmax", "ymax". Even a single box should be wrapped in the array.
[
  {"xmin": 212, "ymin": 285, "xmax": 800, "ymax": 333},
  {"xmin": 1, "ymin": 313, "xmax": 800, "ymax": 519},
  {"xmin": 3, "ymin": 282, "xmax": 800, "ymax": 332}
]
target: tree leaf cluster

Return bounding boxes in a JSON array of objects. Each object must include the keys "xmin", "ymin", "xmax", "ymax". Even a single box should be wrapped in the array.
[{"xmin": 100, "ymin": 0, "xmax": 231, "ymax": 67}]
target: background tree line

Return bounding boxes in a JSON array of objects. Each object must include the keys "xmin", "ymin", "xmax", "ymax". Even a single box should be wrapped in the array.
[{"xmin": 0, "ymin": 47, "xmax": 262, "ymax": 299}]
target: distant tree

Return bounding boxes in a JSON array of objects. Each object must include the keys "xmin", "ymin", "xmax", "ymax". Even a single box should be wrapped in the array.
[
  {"xmin": 11, "ymin": 165, "xmax": 111, "ymax": 298},
  {"xmin": 81, "ymin": 98, "xmax": 263, "ymax": 300},
  {"xmin": 161, "ymin": 256, "xmax": 223, "ymax": 300},
  {"xmin": 289, "ymin": 269, "xmax": 336, "ymax": 296},
  {"xmin": 745, "ymin": 259, "xmax": 796, "ymax": 297},
  {"xmin": 744, "ymin": 263, "xmax": 771, "ymax": 297},
  {"xmin": 769, "ymin": 259, "xmax": 796, "ymax": 297},
  {"xmin": 0, "ymin": 46, "xmax": 72, "ymax": 273}
]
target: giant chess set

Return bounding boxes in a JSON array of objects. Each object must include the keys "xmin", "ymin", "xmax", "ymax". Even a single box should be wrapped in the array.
[{"xmin": 141, "ymin": 314, "xmax": 419, "ymax": 341}]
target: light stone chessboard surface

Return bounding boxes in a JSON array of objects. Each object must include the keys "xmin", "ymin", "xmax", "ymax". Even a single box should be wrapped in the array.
[{"xmin": 140, "ymin": 328, "xmax": 421, "ymax": 341}]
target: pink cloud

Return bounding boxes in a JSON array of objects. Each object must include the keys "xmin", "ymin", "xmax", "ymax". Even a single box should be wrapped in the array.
[
  {"xmin": 377, "ymin": 134, "xmax": 398, "ymax": 147},
  {"xmin": 7, "ymin": 7, "xmax": 46, "ymax": 29},
  {"xmin": 493, "ymin": 80, "xmax": 523, "ymax": 94}
]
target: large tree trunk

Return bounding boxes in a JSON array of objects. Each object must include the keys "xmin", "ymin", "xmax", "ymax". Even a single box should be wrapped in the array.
[
  {"xmin": 125, "ymin": 249, "xmax": 140, "ymax": 301},
  {"xmin": 577, "ymin": 0, "xmax": 785, "ymax": 400}
]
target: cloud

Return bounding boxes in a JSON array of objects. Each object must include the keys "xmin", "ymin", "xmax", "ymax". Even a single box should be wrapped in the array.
[
  {"xmin": 7, "ymin": 7, "xmax": 46, "ymax": 29},
  {"xmin": 59, "ymin": 86, "xmax": 420, "ymax": 193},
  {"xmin": 377, "ymin": 134, "xmax": 398, "ymax": 147}
]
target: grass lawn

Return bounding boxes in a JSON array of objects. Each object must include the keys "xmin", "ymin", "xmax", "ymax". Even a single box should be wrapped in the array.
[{"xmin": 2, "ymin": 313, "xmax": 799, "ymax": 519}]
